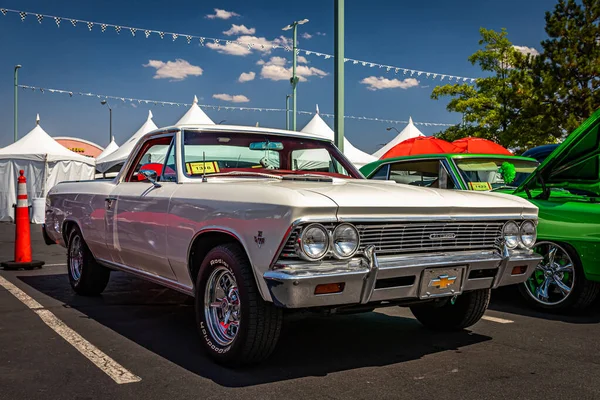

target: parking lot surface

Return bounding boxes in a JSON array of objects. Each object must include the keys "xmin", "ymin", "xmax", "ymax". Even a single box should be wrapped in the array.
[{"xmin": 1, "ymin": 223, "xmax": 599, "ymax": 400}]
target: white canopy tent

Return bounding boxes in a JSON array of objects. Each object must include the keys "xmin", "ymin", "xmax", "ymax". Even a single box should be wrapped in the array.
[
  {"xmin": 176, "ymin": 95, "xmax": 215, "ymax": 126},
  {"xmin": 372, "ymin": 117, "xmax": 425, "ymax": 159},
  {"xmin": 96, "ymin": 137, "xmax": 119, "ymax": 160},
  {"xmin": 297, "ymin": 106, "xmax": 376, "ymax": 169},
  {"xmin": 96, "ymin": 110, "xmax": 158, "ymax": 173},
  {"xmin": 0, "ymin": 115, "xmax": 96, "ymax": 222}
]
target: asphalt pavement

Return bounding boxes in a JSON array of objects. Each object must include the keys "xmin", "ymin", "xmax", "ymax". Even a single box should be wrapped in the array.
[{"xmin": 1, "ymin": 223, "xmax": 599, "ymax": 400}]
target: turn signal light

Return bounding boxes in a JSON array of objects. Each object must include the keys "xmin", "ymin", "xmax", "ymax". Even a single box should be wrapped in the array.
[
  {"xmin": 511, "ymin": 266, "xmax": 527, "ymax": 275},
  {"xmin": 314, "ymin": 283, "xmax": 345, "ymax": 295}
]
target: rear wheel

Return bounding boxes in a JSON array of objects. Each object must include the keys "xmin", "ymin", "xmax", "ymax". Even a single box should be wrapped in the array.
[
  {"xmin": 519, "ymin": 241, "xmax": 600, "ymax": 312},
  {"xmin": 67, "ymin": 227, "xmax": 110, "ymax": 296},
  {"xmin": 195, "ymin": 243, "xmax": 283, "ymax": 366},
  {"xmin": 410, "ymin": 289, "xmax": 490, "ymax": 331}
]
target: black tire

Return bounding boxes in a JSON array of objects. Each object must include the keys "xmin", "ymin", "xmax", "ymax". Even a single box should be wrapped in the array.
[
  {"xmin": 195, "ymin": 243, "xmax": 283, "ymax": 367},
  {"xmin": 67, "ymin": 226, "xmax": 110, "ymax": 296},
  {"xmin": 518, "ymin": 241, "xmax": 600, "ymax": 312},
  {"xmin": 410, "ymin": 289, "xmax": 491, "ymax": 331}
]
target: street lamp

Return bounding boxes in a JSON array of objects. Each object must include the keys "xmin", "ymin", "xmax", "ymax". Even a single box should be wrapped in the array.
[
  {"xmin": 282, "ymin": 18, "xmax": 309, "ymax": 131},
  {"xmin": 100, "ymin": 100, "xmax": 112, "ymax": 146},
  {"xmin": 14, "ymin": 65, "xmax": 21, "ymax": 143},
  {"xmin": 285, "ymin": 94, "xmax": 291, "ymax": 130},
  {"xmin": 386, "ymin": 127, "xmax": 401, "ymax": 134}
]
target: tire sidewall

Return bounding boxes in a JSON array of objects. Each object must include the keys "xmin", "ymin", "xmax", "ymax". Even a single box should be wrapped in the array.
[
  {"xmin": 195, "ymin": 247, "xmax": 250, "ymax": 363},
  {"xmin": 67, "ymin": 228, "xmax": 85, "ymax": 290}
]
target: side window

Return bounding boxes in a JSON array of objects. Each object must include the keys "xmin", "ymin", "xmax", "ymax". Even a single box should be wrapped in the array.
[
  {"xmin": 389, "ymin": 160, "xmax": 441, "ymax": 187},
  {"xmin": 125, "ymin": 136, "xmax": 173, "ymax": 182},
  {"xmin": 161, "ymin": 139, "xmax": 177, "ymax": 182},
  {"xmin": 370, "ymin": 164, "xmax": 390, "ymax": 180},
  {"xmin": 292, "ymin": 148, "xmax": 334, "ymax": 172}
]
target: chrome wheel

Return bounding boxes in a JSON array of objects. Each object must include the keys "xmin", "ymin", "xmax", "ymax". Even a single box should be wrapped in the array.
[
  {"xmin": 204, "ymin": 266, "xmax": 241, "ymax": 347},
  {"xmin": 524, "ymin": 242, "xmax": 575, "ymax": 306},
  {"xmin": 69, "ymin": 235, "xmax": 83, "ymax": 282}
]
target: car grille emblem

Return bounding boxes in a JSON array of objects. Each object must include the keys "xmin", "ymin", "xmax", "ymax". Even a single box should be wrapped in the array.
[
  {"xmin": 429, "ymin": 233, "xmax": 456, "ymax": 240},
  {"xmin": 429, "ymin": 275, "xmax": 457, "ymax": 290},
  {"xmin": 254, "ymin": 231, "xmax": 265, "ymax": 248}
]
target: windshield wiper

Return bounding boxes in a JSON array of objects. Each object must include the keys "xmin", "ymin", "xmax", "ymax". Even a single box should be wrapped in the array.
[
  {"xmin": 490, "ymin": 185, "xmax": 517, "ymax": 192},
  {"xmin": 203, "ymin": 171, "xmax": 283, "ymax": 180},
  {"xmin": 282, "ymin": 174, "xmax": 334, "ymax": 182}
]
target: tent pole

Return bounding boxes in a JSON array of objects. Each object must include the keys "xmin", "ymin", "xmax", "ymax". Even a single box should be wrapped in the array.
[
  {"xmin": 14, "ymin": 65, "xmax": 21, "ymax": 143},
  {"xmin": 334, "ymin": 0, "xmax": 344, "ymax": 152}
]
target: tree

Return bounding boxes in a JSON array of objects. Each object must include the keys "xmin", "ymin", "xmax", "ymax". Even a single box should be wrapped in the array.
[{"xmin": 537, "ymin": 0, "xmax": 600, "ymax": 133}]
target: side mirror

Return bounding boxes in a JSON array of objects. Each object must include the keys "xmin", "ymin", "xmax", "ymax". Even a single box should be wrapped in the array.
[{"xmin": 139, "ymin": 169, "xmax": 161, "ymax": 188}]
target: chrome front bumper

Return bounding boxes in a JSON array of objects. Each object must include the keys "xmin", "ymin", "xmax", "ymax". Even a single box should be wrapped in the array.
[{"xmin": 264, "ymin": 246, "xmax": 542, "ymax": 308}]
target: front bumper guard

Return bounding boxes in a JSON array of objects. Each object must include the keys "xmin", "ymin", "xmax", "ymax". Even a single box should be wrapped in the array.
[{"xmin": 264, "ymin": 246, "xmax": 542, "ymax": 308}]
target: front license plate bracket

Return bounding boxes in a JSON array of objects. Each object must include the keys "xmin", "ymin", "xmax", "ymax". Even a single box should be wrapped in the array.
[{"xmin": 419, "ymin": 266, "xmax": 466, "ymax": 299}]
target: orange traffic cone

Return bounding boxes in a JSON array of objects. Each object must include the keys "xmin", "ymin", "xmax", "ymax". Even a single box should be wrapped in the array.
[{"xmin": 1, "ymin": 170, "xmax": 44, "ymax": 270}]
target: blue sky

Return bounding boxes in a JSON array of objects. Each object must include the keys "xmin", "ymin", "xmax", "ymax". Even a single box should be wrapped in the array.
[{"xmin": 0, "ymin": 0, "xmax": 555, "ymax": 153}]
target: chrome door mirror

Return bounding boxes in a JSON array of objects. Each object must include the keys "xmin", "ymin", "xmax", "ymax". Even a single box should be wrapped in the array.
[{"xmin": 139, "ymin": 170, "xmax": 161, "ymax": 188}]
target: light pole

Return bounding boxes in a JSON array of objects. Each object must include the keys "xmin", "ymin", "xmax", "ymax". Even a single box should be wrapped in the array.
[
  {"xmin": 386, "ymin": 127, "xmax": 400, "ymax": 134},
  {"xmin": 14, "ymin": 65, "xmax": 21, "ymax": 143},
  {"xmin": 285, "ymin": 94, "xmax": 291, "ymax": 130},
  {"xmin": 282, "ymin": 18, "xmax": 309, "ymax": 131},
  {"xmin": 100, "ymin": 100, "xmax": 112, "ymax": 145},
  {"xmin": 334, "ymin": 0, "xmax": 344, "ymax": 151}
]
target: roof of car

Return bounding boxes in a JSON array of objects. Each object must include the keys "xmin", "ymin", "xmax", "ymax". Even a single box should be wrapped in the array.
[{"xmin": 147, "ymin": 124, "xmax": 330, "ymax": 141}]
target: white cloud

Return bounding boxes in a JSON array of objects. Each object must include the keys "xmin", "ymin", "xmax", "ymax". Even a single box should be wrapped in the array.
[
  {"xmin": 238, "ymin": 71, "xmax": 256, "ymax": 83},
  {"xmin": 513, "ymin": 45, "xmax": 540, "ymax": 56},
  {"xmin": 272, "ymin": 35, "xmax": 292, "ymax": 48},
  {"xmin": 302, "ymin": 32, "xmax": 313, "ymax": 39},
  {"xmin": 316, "ymin": 32, "xmax": 326, "ymax": 36},
  {"xmin": 223, "ymin": 24, "xmax": 256, "ymax": 36},
  {"xmin": 360, "ymin": 76, "xmax": 419, "ymax": 91},
  {"xmin": 213, "ymin": 93, "xmax": 250, "ymax": 103},
  {"xmin": 130, "ymin": 103, "xmax": 138, "ymax": 108},
  {"xmin": 256, "ymin": 59, "xmax": 266, "ymax": 65},
  {"xmin": 259, "ymin": 56, "xmax": 327, "ymax": 82},
  {"xmin": 297, "ymin": 55, "xmax": 309, "ymax": 64},
  {"xmin": 143, "ymin": 59, "xmax": 203, "ymax": 81},
  {"xmin": 206, "ymin": 41, "xmax": 252, "ymax": 56},
  {"xmin": 205, "ymin": 8, "xmax": 240, "ymax": 20}
]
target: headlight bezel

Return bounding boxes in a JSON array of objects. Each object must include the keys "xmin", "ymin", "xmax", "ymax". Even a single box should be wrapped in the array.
[
  {"xmin": 519, "ymin": 220, "xmax": 537, "ymax": 249},
  {"xmin": 502, "ymin": 221, "xmax": 521, "ymax": 249},
  {"xmin": 331, "ymin": 223, "xmax": 360, "ymax": 259},
  {"xmin": 295, "ymin": 223, "xmax": 330, "ymax": 261}
]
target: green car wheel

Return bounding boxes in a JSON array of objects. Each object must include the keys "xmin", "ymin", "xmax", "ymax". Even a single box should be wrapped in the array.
[{"xmin": 519, "ymin": 241, "xmax": 600, "ymax": 312}]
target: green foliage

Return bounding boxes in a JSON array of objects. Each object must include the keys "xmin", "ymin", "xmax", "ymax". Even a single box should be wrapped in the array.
[
  {"xmin": 500, "ymin": 162, "xmax": 516, "ymax": 184},
  {"xmin": 431, "ymin": 0, "xmax": 600, "ymax": 151}
]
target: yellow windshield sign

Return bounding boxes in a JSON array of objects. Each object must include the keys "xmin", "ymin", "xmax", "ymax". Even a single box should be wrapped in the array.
[
  {"xmin": 468, "ymin": 182, "xmax": 492, "ymax": 191},
  {"xmin": 185, "ymin": 162, "xmax": 220, "ymax": 175}
]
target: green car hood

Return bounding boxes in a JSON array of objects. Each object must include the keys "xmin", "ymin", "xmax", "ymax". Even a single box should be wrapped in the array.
[{"xmin": 516, "ymin": 108, "xmax": 600, "ymax": 197}]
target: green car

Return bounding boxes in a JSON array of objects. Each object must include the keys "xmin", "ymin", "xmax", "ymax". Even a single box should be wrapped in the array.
[{"xmin": 361, "ymin": 109, "xmax": 600, "ymax": 312}]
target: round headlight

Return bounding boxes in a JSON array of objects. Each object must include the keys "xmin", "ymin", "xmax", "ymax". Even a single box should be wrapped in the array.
[
  {"xmin": 503, "ymin": 221, "xmax": 520, "ymax": 249},
  {"xmin": 297, "ymin": 224, "xmax": 329, "ymax": 260},
  {"xmin": 520, "ymin": 220, "xmax": 537, "ymax": 248},
  {"xmin": 332, "ymin": 223, "xmax": 360, "ymax": 259}
]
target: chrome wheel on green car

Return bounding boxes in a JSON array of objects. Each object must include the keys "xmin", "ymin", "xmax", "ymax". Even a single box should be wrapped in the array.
[{"xmin": 524, "ymin": 242, "xmax": 575, "ymax": 306}]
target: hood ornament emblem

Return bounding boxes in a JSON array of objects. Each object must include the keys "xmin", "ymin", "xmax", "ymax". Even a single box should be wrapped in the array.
[
  {"xmin": 429, "ymin": 233, "xmax": 456, "ymax": 240},
  {"xmin": 254, "ymin": 231, "xmax": 265, "ymax": 248}
]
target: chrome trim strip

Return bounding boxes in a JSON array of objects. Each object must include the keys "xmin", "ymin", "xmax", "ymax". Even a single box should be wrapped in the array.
[
  {"xmin": 338, "ymin": 215, "xmax": 535, "ymax": 222},
  {"xmin": 97, "ymin": 258, "xmax": 194, "ymax": 296},
  {"xmin": 360, "ymin": 245, "xmax": 379, "ymax": 304}
]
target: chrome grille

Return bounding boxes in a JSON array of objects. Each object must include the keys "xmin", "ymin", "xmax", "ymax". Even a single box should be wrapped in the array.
[{"xmin": 280, "ymin": 221, "xmax": 504, "ymax": 258}]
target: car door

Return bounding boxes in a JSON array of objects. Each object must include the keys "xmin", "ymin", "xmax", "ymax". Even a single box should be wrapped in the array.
[{"xmin": 105, "ymin": 134, "xmax": 179, "ymax": 280}]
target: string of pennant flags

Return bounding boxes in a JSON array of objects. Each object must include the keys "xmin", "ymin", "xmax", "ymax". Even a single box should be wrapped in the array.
[
  {"xmin": 1, "ymin": 7, "xmax": 477, "ymax": 84},
  {"xmin": 18, "ymin": 85, "xmax": 456, "ymax": 127}
]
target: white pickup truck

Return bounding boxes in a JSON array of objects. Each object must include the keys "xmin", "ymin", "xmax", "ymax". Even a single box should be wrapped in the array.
[{"xmin": 43, "ymin": 124, "xmax": 542, "ymax": 366}]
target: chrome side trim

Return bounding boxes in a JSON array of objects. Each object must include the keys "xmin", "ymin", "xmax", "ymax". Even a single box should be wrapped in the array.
[
  {"xmin": 360, "ymin": 245, "xmax": 379, "ymax": 304},
  {"xmin": 338, "ymin": 215, "xmax": 535, "ymax": 222},
  {"xmin": 97, "ymin": 258, "xmax": 194, "ymax": 296}
]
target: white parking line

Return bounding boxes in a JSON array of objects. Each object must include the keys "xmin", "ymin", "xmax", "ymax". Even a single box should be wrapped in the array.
[
  {"xmin": 0, "ymin": 275, "xmax": 141, "ymax": 384},
  {"xmin": 482, "ymin": 315, "xmax": 514, "ymax": 324}
]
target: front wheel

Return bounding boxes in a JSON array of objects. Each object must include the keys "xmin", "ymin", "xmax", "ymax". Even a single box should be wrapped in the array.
[
  {"xmin": 410, "ymin": 289, "xmax": 490, "ymax": 331},
  {"xmin": 67, "ymin": 227, "xmax": 110, "ymax": 296},
  {"xmin": 195, "ymin": 243, "xmax": 283, "ymax": 367},
  {"xmin": 518, "ymin": 241, "xmax": 600, "ymax": 312}
]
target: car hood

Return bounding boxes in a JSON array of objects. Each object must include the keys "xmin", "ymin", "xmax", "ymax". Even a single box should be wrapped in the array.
[
  {"xmin": 267, "ymin": 179, "xmax": 538, "ymax": 220},
  {"xmin": 516, "ymin": 108, "xmax": 600, "ymax": 197}
]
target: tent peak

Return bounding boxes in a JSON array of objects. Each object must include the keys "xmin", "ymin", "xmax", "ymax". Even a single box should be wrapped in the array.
[
  {"xmin": 316, "ymin": 104, "xmax": 320, "ymax": 114},
  {"xmin": 148, "ymin": 110, "xmax": 153, "ymax": 120},
  {"xmin": 193, "ymin": 95, "xmax": 198, "ymax": 104},
  {"xmin": 409, "ymin": 116, "xmax": 413, "ymax": 125},
  {"xmin": 36, "ymin": 113, "xmax": 40, "ymax": 125}
]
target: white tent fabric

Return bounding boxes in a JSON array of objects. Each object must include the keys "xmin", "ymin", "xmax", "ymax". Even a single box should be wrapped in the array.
[
  {"xmin": 0, "ymin": 118, "xmax": 95, "ymax": 222},
  {"xmin": 298, "ymin": 107, "xmax": 377, "ymax": 169},
  {"xmin": 175, "ymin": 95, "xmax": 215, "ymax": 126},
  {"xmin": 372, "ymin": 117, "xmax": 425, "ymax": 159},
  {"xmin": 96, "ymin": 110, "xmax": 158, "ymax": 173},
  {"xmin": 96, "ymin": 137, "xmax": 119, "ymax": 160}
]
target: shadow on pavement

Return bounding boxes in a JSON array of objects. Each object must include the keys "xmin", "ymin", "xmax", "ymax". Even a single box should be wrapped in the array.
[
  {"xmin": 19, "ymin": 271, "xmax": 491, "ymax": 387},
  {"xmin": 488, "ymin": 286, "xmax": 600, "ymax": 324}
]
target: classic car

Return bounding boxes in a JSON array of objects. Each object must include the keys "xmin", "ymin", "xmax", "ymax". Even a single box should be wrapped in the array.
[
  {"xmin": 521, "ymin": 144, "xmax": 560, "ymax": 163},
  {"xmin": 43, "ymin": 124, "xmax": 541, "ymax": 366},
  {"xmin": 361, "ymin": 108, "xmax": 600, "ymax": 312}
]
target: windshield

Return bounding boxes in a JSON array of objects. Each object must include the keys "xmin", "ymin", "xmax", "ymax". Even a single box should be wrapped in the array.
[
  {"xmin": 181, "ymin": 130, "xmax": 362, "ymax": 179},
  {"xmin": 454, "ymin": 158, "xmax": 539, "ymax": 190}
]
